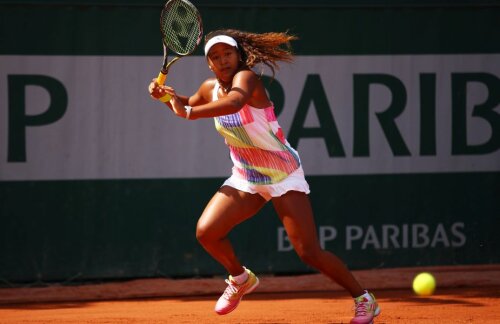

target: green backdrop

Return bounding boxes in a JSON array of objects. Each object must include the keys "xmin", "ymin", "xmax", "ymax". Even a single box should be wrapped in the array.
[{"xmin": 1, "ymin": 0, "xmax": 499, "ymax": 284}]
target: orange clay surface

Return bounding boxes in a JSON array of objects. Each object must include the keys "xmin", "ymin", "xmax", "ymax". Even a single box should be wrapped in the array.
[{"xmin": 1, "ymin": 287, "xmax": 499, "ymax": 324}]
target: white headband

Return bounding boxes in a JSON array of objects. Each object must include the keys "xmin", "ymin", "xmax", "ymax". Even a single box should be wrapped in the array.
[{"xmin": 204, "ymin": 35, "xmax": 238, "ymax": 56}]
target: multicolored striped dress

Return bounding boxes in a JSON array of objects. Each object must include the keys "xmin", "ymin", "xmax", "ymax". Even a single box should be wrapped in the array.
[{"xmin": 212, "ymin": 81, "xmax": 301, "ymax": 185}]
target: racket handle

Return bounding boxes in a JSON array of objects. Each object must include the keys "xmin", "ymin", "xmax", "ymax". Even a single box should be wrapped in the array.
[
  {"xmin": 158, "ymin": 93, "xmax": 171, "ymax": 102},
  {"xmin": 157, "ymin": 71, "xmax": 167, "ymax": 85}
]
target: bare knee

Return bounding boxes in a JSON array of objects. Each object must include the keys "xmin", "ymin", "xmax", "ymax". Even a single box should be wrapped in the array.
[
  {"xmin": 195, "ymin": 223, "xmax": 210, "ymax": 246},
  {"xmin": 196, "ymin": 222, "xmax": 222, "ymax": 247}
]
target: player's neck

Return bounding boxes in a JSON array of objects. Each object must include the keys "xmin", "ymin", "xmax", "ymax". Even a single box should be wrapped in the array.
[{"xmin": 217, "ymin": 78, "xmax": 232, "ymax": 94}]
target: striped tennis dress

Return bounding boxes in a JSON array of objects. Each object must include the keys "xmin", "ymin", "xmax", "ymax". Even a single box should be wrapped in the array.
[{"xmin": 212, "ymin": 81, "xmax": 301, "ymax": 185}]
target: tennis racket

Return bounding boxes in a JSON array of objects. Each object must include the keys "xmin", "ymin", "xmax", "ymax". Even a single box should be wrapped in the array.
[{"xmin": 156, "ymin": 0, "xmax": 203, "ymax": 101}]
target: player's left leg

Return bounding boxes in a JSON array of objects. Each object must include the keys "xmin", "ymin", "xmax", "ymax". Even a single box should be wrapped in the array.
[
  {"xmin": 196, "ymin": 185, "xmax": 266, "ymax": 275},
  {"xmin": 272, "ymin": 191, "xmax": 380, "ymax": 323}
]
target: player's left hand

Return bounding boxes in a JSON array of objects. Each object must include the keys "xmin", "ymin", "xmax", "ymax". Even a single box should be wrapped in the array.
[
  {"xmin": 148, "ymin": 79, "xmax": 169, "ymax": 100},
  {"xmin": 159, "ymin": 87, "xmax": 187, "ymax": 119}
]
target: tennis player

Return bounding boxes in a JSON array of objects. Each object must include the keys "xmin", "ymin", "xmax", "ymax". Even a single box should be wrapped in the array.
[{"xmin": 148, "ymin": 29, "xmax": 380, "ymax": 324}]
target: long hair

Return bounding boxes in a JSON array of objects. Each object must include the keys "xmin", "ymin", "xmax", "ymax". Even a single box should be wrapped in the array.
[{"xmin": 205, "ymin": 29, "xmax": 298, "ymax": 77}]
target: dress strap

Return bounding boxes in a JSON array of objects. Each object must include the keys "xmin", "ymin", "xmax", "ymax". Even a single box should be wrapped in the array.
[{"xmin": 212, "ymin": 81, "xmax": 220, "ymax": 102}]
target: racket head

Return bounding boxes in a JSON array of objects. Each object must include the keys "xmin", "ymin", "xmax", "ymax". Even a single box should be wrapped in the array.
[{"xmin": 160, "ymin": 0, "xmax": 203, "ymax": 56}]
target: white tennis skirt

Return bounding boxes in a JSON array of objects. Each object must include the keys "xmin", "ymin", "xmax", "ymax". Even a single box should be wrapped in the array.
[{"xmin": 222, "ymin": 166, "xmax": 311, "ymax": 201}]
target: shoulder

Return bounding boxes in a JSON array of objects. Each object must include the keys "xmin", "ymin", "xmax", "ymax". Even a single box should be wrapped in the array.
[
  {"xmin": 189, "ymin": 78, "xmax": 217, "ymax": 105},
  {"xmin": 197, "ymin": 78, "xmax": 217, "ymax": 99},
  {"xmin": 232, "ymin": 69, "xmax": 261, "ymax": 88},
  {"xmin": 200, "ymin": 77, "xmax": 217, "ymax": 90},
  {"xmin": 234, "ymin": 68, "xmax": 258, "ymax": 81}
]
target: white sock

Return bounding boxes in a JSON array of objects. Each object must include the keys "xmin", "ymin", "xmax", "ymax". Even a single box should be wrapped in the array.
[{"xmin": 232, "ymin": 268, "xmax": 249, "ymax": 284}]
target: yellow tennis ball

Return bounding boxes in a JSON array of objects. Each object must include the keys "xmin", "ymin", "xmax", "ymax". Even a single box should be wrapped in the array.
[{"xmin": 412, "ymin": 272, "xmax": 436, "ymax": 296}]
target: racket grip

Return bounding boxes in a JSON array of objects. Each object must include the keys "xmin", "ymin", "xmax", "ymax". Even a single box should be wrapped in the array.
[
  {"xmin": 158, "ymin": 93, "xmax": 171, "ymax": 103},
  {"xmin": 157, "ymin": 71, "xmax": 167, "ymax": 85}
]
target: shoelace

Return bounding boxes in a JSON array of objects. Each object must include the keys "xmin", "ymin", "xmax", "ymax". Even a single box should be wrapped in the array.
[
  {"xmin": 222, "ymin": 279, "xmax": 240, "ymax": 300},
  {"xmin": 354, "ymin": 298, "xmax": 369, "ymax": 316}
]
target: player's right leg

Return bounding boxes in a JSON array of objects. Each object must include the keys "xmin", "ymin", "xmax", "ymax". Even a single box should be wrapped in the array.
[
  {"xmin": 272, "ymin": 191, "xmax": 381, "ymax": 323},
  {"xmin": 196, "ymin": 185, "xmax": 266, "ymax": 314}
]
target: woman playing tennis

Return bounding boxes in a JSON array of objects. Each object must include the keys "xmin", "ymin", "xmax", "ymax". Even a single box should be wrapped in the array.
[{"xmin": 148, "ymin": 29, "xmax": 380, "ymax": 324}]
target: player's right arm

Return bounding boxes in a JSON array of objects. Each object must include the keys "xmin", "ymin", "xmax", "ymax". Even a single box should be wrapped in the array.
[{"xmin": 156, "ymin": 78, "xmax": 215, "ymax": 118}]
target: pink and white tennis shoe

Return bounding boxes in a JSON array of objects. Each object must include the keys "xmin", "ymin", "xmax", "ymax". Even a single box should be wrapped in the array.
[
  {"xmin": 351, "ymin": 291, "xmax": 381, "ymax": 324},
  {"xmin": 214, "ymin": 267, "xmax": 259, "ymax": 315}
]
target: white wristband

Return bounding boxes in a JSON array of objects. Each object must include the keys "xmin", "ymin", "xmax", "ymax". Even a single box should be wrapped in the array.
[{"xmin": 184, "ymin": 105, "xmax": 192, "ymax": 120}]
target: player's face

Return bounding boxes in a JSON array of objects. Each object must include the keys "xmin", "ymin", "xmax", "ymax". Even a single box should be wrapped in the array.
[{"xmin": 207, "ymin": 43, "xmax": 241, "ymax": 82}]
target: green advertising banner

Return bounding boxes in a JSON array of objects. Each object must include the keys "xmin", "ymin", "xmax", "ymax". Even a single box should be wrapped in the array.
[{"xmin": 0, "ymin": 1, "xmax": 499, "ymax": 283}]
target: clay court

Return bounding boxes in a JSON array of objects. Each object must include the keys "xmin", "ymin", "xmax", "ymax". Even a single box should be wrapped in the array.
[{"xmin": 1, "ymin": 265, "xmax": 499, "ymax": 323}]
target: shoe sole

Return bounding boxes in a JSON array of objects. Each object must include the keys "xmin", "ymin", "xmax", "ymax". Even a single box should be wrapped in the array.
[
  {"xmin": 370, "ymin": 306, "xmax": 381, "ymax": 324},
  {"xmin": 215, "ymin": 277, "xmax": 260, "ymax": 315}
]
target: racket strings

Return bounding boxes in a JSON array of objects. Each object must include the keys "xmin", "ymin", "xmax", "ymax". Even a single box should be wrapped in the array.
[{"xmin": 161, "ymin": 0, "xmax": 201, "ymax": 55}]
